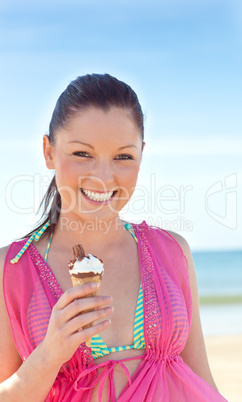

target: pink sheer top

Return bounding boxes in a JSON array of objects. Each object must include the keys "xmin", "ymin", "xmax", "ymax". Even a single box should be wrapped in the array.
[{"xmin": 3, "ymin": 222, "xmax": 227, "ymax": 401}]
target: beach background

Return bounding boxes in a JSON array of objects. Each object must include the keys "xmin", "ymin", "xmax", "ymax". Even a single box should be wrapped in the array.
[
  {"xmin": 1, "ymin": 1, "xmax": 242, "ymax": 401},
  {"xmin": 194, "ymin": 250, "xmax": 242, "ymax": 401},
  {"xmin": 195, "ymin": 250, "xmax": 242, "ymax": 401}
]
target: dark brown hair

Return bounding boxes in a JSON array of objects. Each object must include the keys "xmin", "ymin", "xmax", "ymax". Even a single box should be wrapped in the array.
[{"xmin": 26, "ymin": 73, "xmax": 144, "ymax": 238}]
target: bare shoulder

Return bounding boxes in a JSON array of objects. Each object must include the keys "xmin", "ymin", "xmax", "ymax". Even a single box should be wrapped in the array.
[
  {"xmin": 0, "ymin": 245, "xmax": 11, "ymax": 277},
  {"xmin": 0, "ymin": 245, "xmax": 22, "ymax": 382},
  {"xmin": 165, "ymin": 230, "xmax": 197, "ymax": 287},
  {"xmin": 0, "ymin": 244, "xmax": 13, "ymax": 290},
  {"xmin": 166, "ymin": 230, "xmax": 192, "ymax": 261},
  {"xmin": 0, "ymin": 245, "xmax": 11, "ymax": 259}
]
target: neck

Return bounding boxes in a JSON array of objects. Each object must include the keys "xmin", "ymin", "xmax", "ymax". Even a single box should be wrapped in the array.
[{"xmin": 53, "ymin": 213, "xmax": 128, "ymax": 251}]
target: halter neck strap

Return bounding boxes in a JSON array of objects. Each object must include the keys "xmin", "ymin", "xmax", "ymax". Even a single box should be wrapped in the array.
[
  {"xmin": 10, "ymin": 220, "xmax": 137, "ymax": 265},
  {"xmin": 10, "ymin": 220, "xmax": 51, "ymax": 264}
]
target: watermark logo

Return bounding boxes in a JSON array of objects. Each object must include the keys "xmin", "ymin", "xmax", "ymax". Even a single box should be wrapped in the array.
[
  {"xmin": 4, "ymin": 173, "xmax": 194, "ymax": 232},
  {"xmin": 5, "ymin": 172, "xmax": 238, "ymax": 230},
  {"xmin": 205, "ymin": 173, "xmax": 237, "ymax": 229}
]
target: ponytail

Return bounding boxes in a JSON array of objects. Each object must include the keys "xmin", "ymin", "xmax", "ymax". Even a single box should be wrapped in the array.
[{"xmin": 23, "ymin": 176, "xmax": 61, "ymax": 239}]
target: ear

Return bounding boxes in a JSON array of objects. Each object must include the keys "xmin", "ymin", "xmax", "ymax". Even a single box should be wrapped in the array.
[
  {"xmin": 142, "ymin": 141, "xmax": 146, "ymax": 152},
  {"xmin": 43, "ymin": 135, "xmax": 55, "ymax": 169}
]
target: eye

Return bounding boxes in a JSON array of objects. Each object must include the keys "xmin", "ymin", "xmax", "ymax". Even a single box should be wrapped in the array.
[
  {"xmin": 115, "ymin": 154, "xmax": 134, "ymax": 160},
  {"xmin": 73, "ymin": 151, "xmax": 91, "ymax": 158}
]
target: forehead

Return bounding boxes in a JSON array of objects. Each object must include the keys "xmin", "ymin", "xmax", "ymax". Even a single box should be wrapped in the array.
[{"xmin": 57, "ymin": 107, "xmax": 142, "ymax": 145}]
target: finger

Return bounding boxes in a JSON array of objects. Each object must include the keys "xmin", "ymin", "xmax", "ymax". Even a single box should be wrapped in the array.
[
  {"xmin": 56, "ymin": 282, "xmax": 100, "ymax": 310},
  {"xmin": 67, "ymin": 306, "xmax": 114, "ymax": 334},
  {"xmin": 72, "ymin": 319, "xmax": 111, "ymax": 344},
  {"xmin": 61, "ymin": 295, "xmax": 113, "ymax": 322}
]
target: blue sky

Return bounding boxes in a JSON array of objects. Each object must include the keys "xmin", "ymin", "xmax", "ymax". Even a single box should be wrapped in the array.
[{"xmin": 1, "ymin": 0, "xmax": 242, "ymax": 250}]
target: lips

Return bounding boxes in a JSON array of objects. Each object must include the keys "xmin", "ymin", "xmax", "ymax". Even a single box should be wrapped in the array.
[{"xmin": 81, "ymin": 188, "xmax": 116, "ymax": 203}]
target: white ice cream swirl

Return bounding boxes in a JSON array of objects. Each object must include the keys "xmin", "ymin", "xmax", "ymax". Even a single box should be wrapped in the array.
[{"xmin": 69, "ymin": 254, "xmax": 104, "ymax": 275}]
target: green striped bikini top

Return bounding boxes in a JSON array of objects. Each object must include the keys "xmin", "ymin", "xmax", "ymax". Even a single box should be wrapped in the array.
[
  {"xmin": 10, "ymin": 220, "xmax": 146, "ymax": 359},
  {"xmin": 90, "ymin": 281, "xmax": 145, "ymax": 360}
]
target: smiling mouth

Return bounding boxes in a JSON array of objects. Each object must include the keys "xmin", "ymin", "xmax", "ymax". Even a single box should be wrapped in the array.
[{"xmin": 81, "ymin": 188, "xmax": 116, "ymax": 202}]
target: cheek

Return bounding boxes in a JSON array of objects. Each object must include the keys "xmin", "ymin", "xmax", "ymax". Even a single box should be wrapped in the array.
[
  {"xmin": 54, "ymin": 161, "xmax": 80, "ymax": 208},
  {"xmin": 118, "ymin": 166, "xmax": 140, "ymax": 195},
  {"xmin": 55, "ymin": 168, "xmax": 75, "ymax": 189},
  {"xmin": 124, "ymin": 165, "xmax": 140, "ymax": 182},
  {"xmin": 55, "ymin": 159, "xmax": 79, "ymax": 185}
]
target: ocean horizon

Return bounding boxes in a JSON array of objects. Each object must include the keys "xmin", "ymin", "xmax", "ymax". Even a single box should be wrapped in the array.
[
  {"xmin": 192, "ymin": 250, "xmax": 242, "ymax": 336},
  {"xmin": 193, "ymin": 250, "xmax": 242, "ymax": 298}
]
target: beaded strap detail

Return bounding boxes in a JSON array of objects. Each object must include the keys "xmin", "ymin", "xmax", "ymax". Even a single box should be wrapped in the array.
[
  {"xmin": 10, "ymin": 221, "xmax": 51, "ymax": 264},
  {"xmin": 124, "ymin": 223, "xmax": 138, "ymax": 243},
  {"xmin": 137, "ymin": 226, "xmax": 160, "ymax": 351},
  {"xmin": 10, "ymin": 220, "xmax": 137, "ymax": 264}
]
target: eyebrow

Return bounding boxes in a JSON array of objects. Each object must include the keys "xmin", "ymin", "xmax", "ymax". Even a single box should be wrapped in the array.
[
  {"xmin": 118, "ymin": 145, "xmax": 138, "ymax": 150},
  {"xmin": 68, "ymin": 140, "xmax": 94, "ymax": 149},
  {"xmin": 68, "ymin": 140, "xmax": 138, "ymax": 150}
]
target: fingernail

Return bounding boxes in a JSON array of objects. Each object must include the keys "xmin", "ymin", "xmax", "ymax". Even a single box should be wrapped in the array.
[{"xmin": 90, "ymin": 282, "xmax": 99, "ymax": 288}]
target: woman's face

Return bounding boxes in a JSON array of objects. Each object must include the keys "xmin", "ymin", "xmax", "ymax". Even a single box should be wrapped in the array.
[{"xmin": 44, "ymin": 107, "xmax": 144, "ymax": 222}]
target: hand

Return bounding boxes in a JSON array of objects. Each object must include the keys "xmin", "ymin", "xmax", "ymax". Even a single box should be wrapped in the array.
[{"xmin": 41, "ymin": 282, "xmax": 113, "ymax": 367}]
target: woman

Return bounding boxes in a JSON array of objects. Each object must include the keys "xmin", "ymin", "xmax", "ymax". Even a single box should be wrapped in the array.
[{"xmin": 0, "ymin": 74, "xmax": 227, "ymax": 401}]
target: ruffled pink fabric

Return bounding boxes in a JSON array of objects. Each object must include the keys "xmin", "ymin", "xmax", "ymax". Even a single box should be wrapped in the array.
[{"xmin": 3, "ymin": 222, "xmax": 227, "ymax": 401}]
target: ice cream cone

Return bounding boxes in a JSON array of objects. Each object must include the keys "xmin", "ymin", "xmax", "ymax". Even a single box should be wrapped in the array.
[{"xmin": 68, "ymin": 244, "xmax": 104, "ymax": 347}]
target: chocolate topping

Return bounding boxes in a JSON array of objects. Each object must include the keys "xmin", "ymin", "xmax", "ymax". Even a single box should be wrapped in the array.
[
  {"xmin": 68, "ymin": 244, "xmax": 104, "ymax": 273},
  {"xmin": 70, "ymin": 272, "xmax": 102, "ymax": 279},
  {"xmin": 73, "ymin": 244, "xmax": 85, "ymax": 260},
  {"xmin": 68, "ymin": 244, "xmax": 85, "ymax": 270}
]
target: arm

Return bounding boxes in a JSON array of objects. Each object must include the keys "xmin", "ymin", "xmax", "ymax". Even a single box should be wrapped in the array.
[
  {"xmin": 167, "ymin": 232, "xmax": 218, "ymax": 390},
  {"xmin": 0, "ymin": 247, "xmax": 113, "ymax": 402},
  {"xmin": 0, "ymin": 247, "xmax": 23, "ymax": 381}
]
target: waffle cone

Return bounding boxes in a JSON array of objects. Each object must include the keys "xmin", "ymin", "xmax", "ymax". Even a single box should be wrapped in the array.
[
  {"xmin": 71, "ymin": 274, "xmax": 102, "ymax": 289},
  {"xmin": 71, "ymin": 273, "xmax": 102, "ymax": 347}
]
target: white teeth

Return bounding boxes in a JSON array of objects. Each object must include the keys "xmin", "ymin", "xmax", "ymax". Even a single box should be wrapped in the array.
[{"xmin": 82, "ymin": 189, "xmax": 114, "ymax": 202}]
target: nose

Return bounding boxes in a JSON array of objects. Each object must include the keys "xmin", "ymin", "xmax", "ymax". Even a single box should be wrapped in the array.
[{"xmin": 90, "ymin": 160, "xmax": 114, "ymax": 189}]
